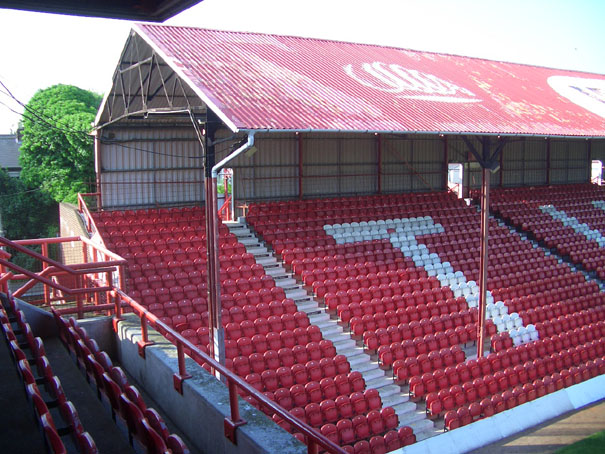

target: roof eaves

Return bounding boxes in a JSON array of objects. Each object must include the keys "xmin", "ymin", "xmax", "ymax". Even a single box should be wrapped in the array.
[{"xmin": 242, "ymin": 128, "xmax": 605, "ymax": 140}]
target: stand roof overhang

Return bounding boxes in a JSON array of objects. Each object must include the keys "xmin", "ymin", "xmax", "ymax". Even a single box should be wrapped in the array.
[
  {"xmin": 96, "ymin": 23, "xmax": 605, "ymax": 138},
  {"xmin": 0, "ymin": 0, "xmax": 201, "ymax": 21}
]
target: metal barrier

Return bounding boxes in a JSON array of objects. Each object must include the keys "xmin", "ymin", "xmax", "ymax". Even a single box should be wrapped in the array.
[{"xmin": 0, "ymin": 234, "xmax": 345, "ymax": 454}]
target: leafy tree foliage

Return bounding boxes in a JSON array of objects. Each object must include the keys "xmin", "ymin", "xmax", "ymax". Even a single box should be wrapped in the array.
[
  {"xmin": 19, "ymin": 84, "xmax": 102, "ymax": 203},
  {"xmin": 0, "ymin": 169, "xmax": 57, "ymax": 240},
  {"xmin": 0, "ymin": 168, "xmax": 58, "ymax": 270}
]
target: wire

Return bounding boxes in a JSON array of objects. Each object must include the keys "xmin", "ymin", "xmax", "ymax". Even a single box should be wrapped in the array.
[
  {"xmin": 0, "ymin": 79, "xmax": 247, "ymax": 160},
  {"xmin": 0, "ymin": 186, "xmax": 45, "ymax": 198}
]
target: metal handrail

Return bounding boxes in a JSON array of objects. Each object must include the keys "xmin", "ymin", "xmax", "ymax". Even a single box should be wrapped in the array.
[
  {"xmin": 112, "ymin": 289, "xmax": 345, "ymax": 454},
  {"xmin": 0, "ymin": 234, "xmax": 346, "ymax": 453},
  {"xmin": 77, "ymin": 192, "xmax": 104, "ymax": 240}
]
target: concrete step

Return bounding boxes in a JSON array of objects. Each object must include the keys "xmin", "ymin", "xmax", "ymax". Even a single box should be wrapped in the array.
[
  {"xmin": 239, "ymin": 237, "xmax": 261, "ymax": 246},
  {"xmin": 361, "ymin": 367, "xmax": 386, "ymax": 383},
  {"xmin": 264, "ymin": 266, "xmax": 286, "ymax": 277},
  {"xmin": 229, "ymin": 227, "xmax": 252, "ymax": 236},
  {"xmin": 409, "ymin": 420, "xmax": 437, "ymax": 440},
  {"xmin": 308, "ymin": 312, "xmax": 330, "ymax": 324},
  {"xmin": 323, "ymin": 333, "xmax": 356, "ymax": 350},
  {"xmin": 393, "ymin": 401, "xmax": 416, "ymax": 419},
  {"xmin": 275, "ymin": 277, "xmax": 298, "ymax": 288},
  {"xmin": 345, "ymin": 349, "xmax": 371, "ymax": 366},
  {"xmin": 296, "ymin": 301, "xmax": 322, "ymax": 313},
  {"xmin": 397, "ymin": 408, "xmax": 429, "ymax": 428},
  {"xmin": 254, "ymin": 253, "xmax": 275, "ymax": 263},
  {"xmin": 351, "ymin": 360, "xmax": 379, "ymax": 374},
  {"xmin": 377, "ymin": 384, "xmax": 403, "ymax": 400},
  {"xmin": 382, "ymin": 391, "xmax": 408, "ymax": 408},
  {"xmin": 247, "ymin": 246, "xmax": 270, "ymax": 256},
  {"xmin": 285, "ymin": 288, "xmax": 309, "ymax": 299}
]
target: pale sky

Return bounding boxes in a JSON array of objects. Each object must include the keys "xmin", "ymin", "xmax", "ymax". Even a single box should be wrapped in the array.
[{"xmin": 0, "ymin": 0, "xmax": 604, "ymax": 133}]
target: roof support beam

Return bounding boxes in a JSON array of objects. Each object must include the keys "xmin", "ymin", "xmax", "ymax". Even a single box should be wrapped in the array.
[{"xmin": 461, "ymin": 135, "xmax": 508, "ymax": 358}]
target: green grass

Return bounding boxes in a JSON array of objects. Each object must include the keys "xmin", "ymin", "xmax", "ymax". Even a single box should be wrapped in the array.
[{"xmin": 554, "ymin": 430, "xmax": 605, "ymax": 454}]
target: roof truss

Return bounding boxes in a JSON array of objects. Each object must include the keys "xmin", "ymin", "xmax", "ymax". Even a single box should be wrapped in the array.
[{"xmin": 96, "ymin": 31, "xmax": 206, "ymax": 128}]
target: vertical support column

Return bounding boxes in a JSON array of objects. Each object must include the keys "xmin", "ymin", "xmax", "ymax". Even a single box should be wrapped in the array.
[
  {"xmin": 93, "ymin": 130, "xmax": 102, "ymax": 210},
  {"xmin": 298, "ymin": 133, "xmax": 303, "ymax": 200},
  {"xmin": 588, "ymin": 139, "xmax": 593, "ymax": 183},
  {"xmin": 204, "ymin": 113, "xmax": 226, "ymax": 375},
  {"xmin": 442, "ymin": 135, "xmax": 448, "ymax": 191},
  {"xmin": 546, "ymin": 138, "xmax": 551, "ymax": 186},
  {"xmin": 499, "ymin": 143, "xmax": 504, "ymax": 187},
  {"xmin": 477, "ymin": 166, "xmax": 490, "ymax": 358},
  {"xmin": 377, "ymin": 134, "xmax": 383, "ymax": 194}
]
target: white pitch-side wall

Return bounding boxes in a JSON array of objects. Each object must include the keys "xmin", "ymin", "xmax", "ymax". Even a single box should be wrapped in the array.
[{"xmin": 98, "ymin": 124, "xmax": 203, "ymax": 209}]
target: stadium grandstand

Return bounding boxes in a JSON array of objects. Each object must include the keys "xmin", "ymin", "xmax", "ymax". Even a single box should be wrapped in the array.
[{"xmin": 2, "ymin": 23, "xmax": 605, "ymax": 454}]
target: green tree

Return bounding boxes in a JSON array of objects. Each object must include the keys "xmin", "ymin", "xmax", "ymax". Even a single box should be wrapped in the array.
[
  {"xmin": 0, "ymin": 168, "xmax": 58, "ymax": 270},
  {"xmin": 19, "ymin": 84, "xmax": 102, "ymax": 204}
]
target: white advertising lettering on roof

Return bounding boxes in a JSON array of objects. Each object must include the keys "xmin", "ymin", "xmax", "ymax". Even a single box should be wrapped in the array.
[{"xmin": 344, "ymin": 61, "xmax": 481, "ymax": 103}]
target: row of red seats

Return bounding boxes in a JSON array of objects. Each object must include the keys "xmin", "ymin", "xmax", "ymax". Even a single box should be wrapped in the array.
[
  {"xmin": 53, "ymin": 311, "xmax": 189, "ymax": 454},
  {"xmin": 231, "ymin": 340, "xmax": 338, "ymax": 375},
  {"xmin": 282, "ymin": 240, "xmax": 422, "ymax": 264},
  {"xmin": 389, "ymin": 345, "xmax": 466, "ymax": 380},
  {"xmin": 94, "ymin": 205, "xmax": 202, "ymax": 221},
  {"xmin": 328, "ymin": 293, "xmax": 467, "ymax": 318},
  {"xmin": 1, "ymin": 296, "xmax": 98, "ymax": 454},
  {"xmin": 372, "ymin": 325, "xmax": 487, "ymax": 365},
  {"xmin": 291, "ymin": 252, "xmax": 406, "ymax": 274},
  {"xmin": 364, "ymin": 316, "xmax": 492, "ymax": 352},
  {"xmin": 223, "ymin": 327, "xmax": 327, "ymax": 359},
  {"xmin": 105, "ymin": 224, "xmax": 231, "ymax": 242},
  {"xmin": 224, "ymin": 313, "xmax": 313, "ymax": 339},
  {"xmin": 413, "ymin": 329, "xmax": 605, "ymax": 404},
  {"xmin": 416, "ymin": 337, "xmax": 604, "ymax": 410},
  {"xmin": 534, "ymin": 306, "xmax": 605, "ymax": 338},
  {"xmin": 491, "ymin": 273, "xmax": 585, "ymax": 301},
  {"xmin": 248, "ymin": 192, "xmax": 458, "ymax": 216},
  {"xmin": 245, "ymin": 357, "xmax": 352, "ymax": 393},
  {"xmin": 503, "ymin": 281, "xmax": 600, "ymax": 312},
  {"xmin": 351, "ymin": 306, "xmax": 477, "ymax": 339},
  {"xmin": 301, "ymin": 263, "xmax": 413, "ymax": 286},
  {"xmin": 443, "ymin": 356, "xmax": 604, "ymax": 431},
  {"xmin": 313, "ymin": 276, "xmax": 442, "ymax": 299},
  {"xmin": 274, "ymin": 386, "xmax": 381, "ymax": 414},
  {"xmin": 127, "ymin": 252, "xmax": 256, "ymax": 279},
  {"xmin": 517, "ymin": 297, "xmax": 603, "ymax": 325}
]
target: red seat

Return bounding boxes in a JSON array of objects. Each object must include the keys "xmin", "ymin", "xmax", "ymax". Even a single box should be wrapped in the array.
[
  {"xmin": 444, "ymin": 410, "xmax": 459, "ymax": 431},
  {"xmin": 305, "ymin": 402, "xmax": 323, "ymax": 427},
  {"xmin": 337, "ymin": 418, "xmax": 356, "ymax": 446},
  {"xmin": 352, "ymin": 415, "xmax": 371, "ymax": 440},
  {"xmin": 320, "ymin": 399, "xmax": 339, "ymax": 424}
]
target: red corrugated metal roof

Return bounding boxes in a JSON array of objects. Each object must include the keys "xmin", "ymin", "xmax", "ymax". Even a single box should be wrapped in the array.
[{"xmin": 135, "ymin": 24, "xmax": 605, "ymax": 137}]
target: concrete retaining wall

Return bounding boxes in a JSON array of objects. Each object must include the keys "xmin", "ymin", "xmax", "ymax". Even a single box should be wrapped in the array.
[{"xmin": 115, "ymin": 315, "xmax": 306, "ymax": 454}]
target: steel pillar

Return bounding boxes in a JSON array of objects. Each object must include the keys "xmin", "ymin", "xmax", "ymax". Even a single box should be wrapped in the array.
[
  {"xmin": 203, "ymin": 113, "xmax": 226, "ymax": 374},
  {"xmin": 298, "ymin": 133, "xmax": 303, "ymax": 199},
  {"xmin": 477, "ymin": 167, "xmax": 490, "ymax": 358}
]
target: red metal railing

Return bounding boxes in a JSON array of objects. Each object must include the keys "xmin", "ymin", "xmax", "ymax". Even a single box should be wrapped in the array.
[
  {"xmin": 78, "ymin": 192, "xmax": 103, "ymax": 238},
  {"xmin": 0, "ymin": 236, "xmax": 126, "ymax": 317},
  {"xmin": 0, "ymin": 235, "xmax": 345, "ymax": 454}
]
